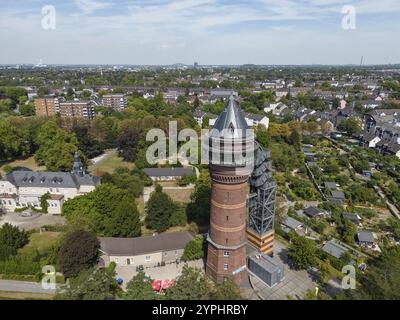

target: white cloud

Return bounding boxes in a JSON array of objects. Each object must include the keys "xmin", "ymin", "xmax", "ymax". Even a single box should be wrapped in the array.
[
  {"xmin": 0, "ymin": 0, "xmax": 399, "ymax": 64},
  {"xmin": 73, "ymin": 0, "xmax": 114, "ymax": 14}
]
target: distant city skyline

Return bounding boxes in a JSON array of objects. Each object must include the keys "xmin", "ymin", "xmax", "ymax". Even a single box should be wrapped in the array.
[{"xmin": 0, "ymin": 0, "xmax": 399, "ymax": 65}]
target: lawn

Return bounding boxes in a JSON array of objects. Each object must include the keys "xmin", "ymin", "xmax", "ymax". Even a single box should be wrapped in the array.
[
  {"xmin": 136, "ymin": 196, "xmax": 145, "ymax": 218},
  {"xmin": 91, "ymin": 150, "xmax": 135, "ymax": 175},
  {"xmin": 163, "ymin": 188, "xmax": 193, "ymax": 203},
  {"xmin": 0, "ymin": 156, "xmax": 46, "ymax": 175},
  {"xmin": 0, "ymin": 291, "xmax": 54, "ymax": 300},
  {"xmin": 19, "ymin": 232, "xmax": 63, "ymax": 255}
]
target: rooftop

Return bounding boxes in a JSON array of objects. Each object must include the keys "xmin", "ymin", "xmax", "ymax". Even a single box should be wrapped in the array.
[
  {"xmin": 1, "ymin": 171, "xmax": 100, "ymax": 189},
  {"xmin": 99, "ymin": 231, "xmax": 194, "ymax": 256},
  {"xmin": 248, "ymin": 251, "xmax": 284, "ymax": 274},
  {"xmin": 282, "ymin": 216, "xmax": 303, "ymax": 230},
  {"xmin": 321, "ymin": 240, "xmax": 349, "ymax": 259},
  {"xmin": 212, "ymin": 95, "xmax": 250, "ymax": 139},
  {"xmin": 143, "ymin": 167, "xmax": 193, "ymax": 177},
  {"xmin": 357, "ymin": 231, "xmax": 377, "ymax": 243}
]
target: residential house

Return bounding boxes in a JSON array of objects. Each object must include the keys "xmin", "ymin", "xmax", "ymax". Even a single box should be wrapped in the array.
[
  {"xmin": 99, "ymin": 231, "xmax": 194, "ymax": 267},
  {"xmin": 0, "ymin": 153, "xmax": 100, "ymax": 214},
  {"xmin": 357, "ymin": 231, "xmax": 377, "ymax": 247},
  {"xmin": 342, "ymin": 213, "xmax": 362, "ymax": 226},
  {"xmin": 321, "ymin": 240, "xmax": 349, "ymax": 259},
  {"xmin": 281, "ymin": 216, "xmax": 303, "ymax": 233},
  {"xmin": 303, "ymin": 207, "xmax": 327, "ymax": 218}
]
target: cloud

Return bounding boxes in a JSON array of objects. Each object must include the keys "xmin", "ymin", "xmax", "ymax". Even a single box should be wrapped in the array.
[
  {"xmin": 73, "ymin": 0, "xmax": 113, "ymax": 14},
  {"xmin": 0, "ymin": 0, "xmax": 399, "ymax": 64}
]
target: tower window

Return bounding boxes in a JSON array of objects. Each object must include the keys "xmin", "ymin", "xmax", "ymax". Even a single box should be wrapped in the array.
[
  {"xmin": 226, "ymin": 216, "xmax": 229, "ymax": 221},
  {"xmin": 223, "ymin": 251, "xmax": 230, "ymax": 257},
  {"xmin": 223, "ymin": 264, "xmax": 229, "ymax": 271}
]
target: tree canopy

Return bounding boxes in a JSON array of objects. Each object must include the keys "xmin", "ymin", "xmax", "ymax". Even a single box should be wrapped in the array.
[
  {"xmin": 145, "ymin": 184, "xmax": 177, "ymax": 232},
  {"xmin": 59, "ymin": 229, "xmax": 100, "ymax": 278},
  {"xmin": 62, "ymin": 184, "xmax": 141, "ymax": 237},
  {"xmin": 287, "ymin": 234, "xmax": 319, "ymax": 270}
]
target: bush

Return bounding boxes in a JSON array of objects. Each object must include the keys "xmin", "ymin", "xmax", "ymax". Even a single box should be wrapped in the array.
[
  {"xmin": 0, "ymin": 251, "xmax": 41, "ymax": 276},
  {"xmin": 182, "ymin": 236, "xmax": 204, "ymax": 261},
  {"xmin": 0, "ymin": 245, "xmax": 17, "ymax": 261},
  {"xmin": 0, "ymin": 223, "xmax": 29, "ymax": 250},
  {"xmin": 169, "ymin": 204, "xmax": 188, "ymax": 227}
]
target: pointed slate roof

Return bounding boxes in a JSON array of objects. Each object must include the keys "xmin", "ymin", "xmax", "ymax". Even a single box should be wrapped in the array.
[{"xmin": 212, "ymin": 95, "xmax": 250, "ymax": 139}]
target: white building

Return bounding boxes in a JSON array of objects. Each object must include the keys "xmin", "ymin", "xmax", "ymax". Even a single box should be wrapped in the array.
[{"xmin": 0, "ymin": 153, "xmax": 100, "ymax": 214}]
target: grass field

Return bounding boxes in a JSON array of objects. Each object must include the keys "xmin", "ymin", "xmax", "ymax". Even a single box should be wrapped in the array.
[
  {"xmin": 163, "ymin": 188, "xmax": 193, "ymax": 203},
  {"xmin": 136, "ymin": 196, "xmax": 145, "ymax": 218},
  {"xmin": 91, "ymin": 150, "xmax": 135, "ymax": 175},
  {"xmin": 0, "ymin": 291, "xmax": 54, "ymax": 300},
  {"xmin": 19, "ymin": 232, "xmax": 63, "ymax": 255},
  {"xmin": 0, "ymin": 156, "xmax": 46, "ymax": 175}
]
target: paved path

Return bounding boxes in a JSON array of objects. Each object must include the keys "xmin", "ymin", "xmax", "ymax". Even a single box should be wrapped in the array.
[
  {"xmin": 374, "ymin": 186, "xmax": 400, "ymax": 219},
  {"xmin": 0, "ymin": 280, "xmax": 57, "ymax": 294}
]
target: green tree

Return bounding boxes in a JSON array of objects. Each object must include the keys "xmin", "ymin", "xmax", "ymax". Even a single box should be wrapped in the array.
[
  {"xmin": 186, "ymin": 171, "xmax": 211, "ymax": 226},
  {"xmin": 62, "ymin": 265, "xmax": 119, "ymax": 300},
  {"xmin": 166, "ymin": 266, "xmax": 210, "ymax": 300},
  {"xmin": 124, "ymin": 272, "xmax": 160, "ymax": 300},
  {"xmin": 59, "ymin": 229, "xmax": 100, "ymax": 278},
  {"xmin": 35, "ymin": 119, "xmax": 80, "ymax": 171},
  {"xmin": 337, "ymin": 118, "xmax": 361, "ymax": 135},
  {"xmin": 145, "ymin": 185, "xmax": 176, "ymax": 232},
  {"xmin": 211, "ymin": 278, "xmax": 241, "ymax": 300},
  {"xmin": 0, "ymin": 119, "xmax": 30, "ymax": 161},
  {"xmin": 0, "ymin": 223, "xmax": 28, "ymax": 250},
  {"xmin": 0, "ymin": 245, "xmax": 17, "ymax": 261},
  {"xmin": 287, "ymin": 129, "xmax": 302, "ymax": 150},
  {"xmin": 19, "ymin": 104, "xmax": 36, "ymax": 116},
  {"xmin": 182, "ymin": 236, "xmax": 204, "ymax": 261},
  {"xmin": 116, "ymin": 121, "xmax": 142, "ymax": 162},
  {"xmin": 287, "ymin": 234, "xmax": 318, "ymax": 270},
  {"xmin": 40, "ymin": 192, "xmax": 50, "ymax": 213},
  {"xmin": 353, "ymin": 246, "xmax": 400, "ymax": 299},
  {"xmin": 63, "ymin": 184, "xmax": 141, "ymax": 237}
]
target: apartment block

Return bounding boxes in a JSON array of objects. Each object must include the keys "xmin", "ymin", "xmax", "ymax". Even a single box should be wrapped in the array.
[
  {"xmin": 59, "ymin": 101, "xmax": 95, "ymax": 120},
  {"xmin": 34, "ymin": 97, "xmax": 60, "ymax": 117},
  {"xmin": 102, "ymin": 94, "xmax": 127, "ymax": 110}
]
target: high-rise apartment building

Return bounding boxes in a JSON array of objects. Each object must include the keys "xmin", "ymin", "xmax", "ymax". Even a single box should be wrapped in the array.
[
  {"xmin": 34, "ymin": 97, "xmax": 60, "ymax": 117},
  {"xmin": 59, "ymin": 101, "xmax": 95, "ymax": 120},
  {"xmin": 102, "ymin": 94, "xmax": 127, "ymax": 111}
]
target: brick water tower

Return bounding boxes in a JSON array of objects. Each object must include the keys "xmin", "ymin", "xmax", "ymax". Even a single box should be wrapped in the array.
[{"xmin": 205, "ymin": 96, "xmax": 255, "ymax": 285}]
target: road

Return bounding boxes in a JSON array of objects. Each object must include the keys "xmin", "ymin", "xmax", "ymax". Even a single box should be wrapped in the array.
[{"xmin": 0, "ymin": 280, "xmax": 57, "ymax": 294}]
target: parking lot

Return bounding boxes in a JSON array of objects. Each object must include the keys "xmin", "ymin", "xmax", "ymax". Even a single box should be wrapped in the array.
[{"xmin": 0, "ymin": 211, "xmax": 66, "ymax": 230}]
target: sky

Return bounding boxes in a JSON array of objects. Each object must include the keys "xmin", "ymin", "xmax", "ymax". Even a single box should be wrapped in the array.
[{"xmin": 0, "ymin": 0, "xmax": 399, "ymax": 65}]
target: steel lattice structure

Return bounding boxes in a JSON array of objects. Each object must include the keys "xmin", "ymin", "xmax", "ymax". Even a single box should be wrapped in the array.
[{"xmin": 248, "ymin": 142, "xmax": 277, "ymax": 237}]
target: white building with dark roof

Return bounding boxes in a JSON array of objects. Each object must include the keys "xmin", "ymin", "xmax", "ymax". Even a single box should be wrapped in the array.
[
  {"xmin": 0, "ymin": 153, "xmax": 100, "ymax": 214},
  {"xmin": 143, "ymin": 167, "xmax": 193, "ymax": 181},
  {"xmin": 99, "ymin": 231, "xmax": 194, "ymax": 267}
]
